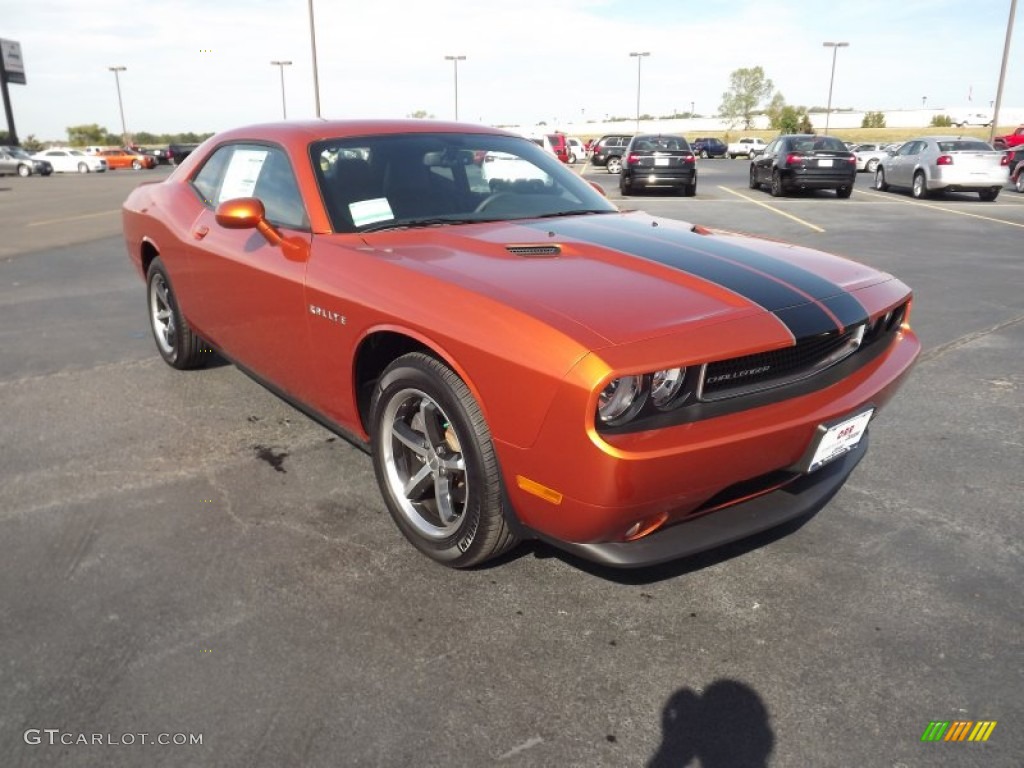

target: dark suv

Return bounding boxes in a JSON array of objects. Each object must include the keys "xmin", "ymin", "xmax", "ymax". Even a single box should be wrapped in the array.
[
  {"xmin": 590, "ymin": 134, "xmax": 633, "ymax": 173},
  {"xmin": 619, "ymin": 134, "xmax": 697, "ymax": 196},
  {"xmin": 691, "ymin": 137, "xmax": 727, "ymax": 159}
]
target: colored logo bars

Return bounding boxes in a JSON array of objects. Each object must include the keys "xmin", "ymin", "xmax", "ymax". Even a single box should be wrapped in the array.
[{"xmin": 921, "ymin": 720, "xmax": 997, "ymax": 742}]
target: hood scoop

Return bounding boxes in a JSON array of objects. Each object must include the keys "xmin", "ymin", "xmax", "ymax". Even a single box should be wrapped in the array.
[{"xmin": 505, "ymin": 244, "xmax": 561, "ymax": 257}]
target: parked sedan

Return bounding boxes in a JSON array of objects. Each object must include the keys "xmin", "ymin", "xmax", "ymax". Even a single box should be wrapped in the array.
[
  {"xmin": 750, "ymin": 135, "xmax": 857, "ymax": 197},
  {"xmin": 32, "ymin": 148, "xmax": 107, "ymax": 173},
  {"xmin": 874, "ymin": 137, "xmax": 1005, "ymax": 201},
  {"xmin": 0, "ymin": 146, "xmax": 53, "ymax": 177},
  {"xmin": 851, "ymin": 143, "xmax": 888, "ymax": 173},
  {"xmin": 122, "ymin": 119, "xmax": 918, "ymax": 569},
  {"xmin": 619, "ymin": 134, "xmax": 697, "ymax": 196},
  {"xmin": 99, "ymin": 148, "xmax": 157, "ymax": 170}
]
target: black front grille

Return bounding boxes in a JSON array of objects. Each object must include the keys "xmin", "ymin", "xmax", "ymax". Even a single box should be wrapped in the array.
[{"xmin": 700, "ymin": 327, "xmax": 861, "ymax": 401}]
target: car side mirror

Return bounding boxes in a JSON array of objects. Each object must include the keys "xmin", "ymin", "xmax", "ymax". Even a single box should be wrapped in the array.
[
  {"xmin": 587, "ymin": 180, "xmax": 607, "ymax": 197},
  {"xmin": 216, "ymin": 197, "xmax": 285, "ymax": 247}
]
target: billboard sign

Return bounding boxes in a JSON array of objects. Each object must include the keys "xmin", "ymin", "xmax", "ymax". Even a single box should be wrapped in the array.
[{"xmin": 1, "ymin": 39, "xmax": 26, "ymax": 85}]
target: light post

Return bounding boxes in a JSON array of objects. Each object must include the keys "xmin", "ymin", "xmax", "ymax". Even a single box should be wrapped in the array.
[
  {"xmin": 444, "ymin": 55, "xmax": 466, "ymax": 121},
  {"xmin": 922, "ymin": 96, "xmax": 927, "ymax": 107},
  {"xmin": 989, "ymin": 0, "xmax": 1017, "ymax": 145},
  {"xmin": 690, "ymin": 100, "xmax": 695, "ymax": 117},
  {"xmin": 308, "ymin": 0, "xmax": 321, "ymax": 117},
  {"xmin": 822, "ymin": 41, "xmax": 849, "ymax": 135},
  {"xmin": 108, "ymin": 66, "xmax": 128, "ymax": 146},
  {"xmin": 629, "ymin": 52, "xmax": 650, "ymax": 134},
  {"xmin": 270, "ymin": 60, "xmax": 292, "ymax": 119}
]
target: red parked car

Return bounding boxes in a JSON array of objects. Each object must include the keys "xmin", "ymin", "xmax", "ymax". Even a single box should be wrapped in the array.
[{"xmin": 122, "ymin": 120, "xmax": 919, "ymax": 568}]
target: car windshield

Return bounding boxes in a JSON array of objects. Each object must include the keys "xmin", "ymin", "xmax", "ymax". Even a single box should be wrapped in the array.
[
  {"xmin": 937, "ymin": 140, "xmax": 993, "ymax": 152},
  {"xmin": 634, "ymin": 136, "xmax": 689, "ymax": 151},
  {"xmin": 791, "ymin": 137, "xmax": 848, "ymax": 152},
  {"xmin": 311, "ymin": 132, "xmax": 616, "ymax": 234},
  {"xmin": 68, "ymin": 150, "xmax": 85, "ymax": 156},
  {"xmin": 9, "ymin": 148, "xmax": 32, "ymax": 159}
]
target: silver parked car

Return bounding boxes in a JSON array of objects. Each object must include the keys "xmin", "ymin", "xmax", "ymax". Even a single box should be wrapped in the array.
[
  {"xmin": 851, "ymin": 143, "xmax": 888, "ymax": 173},
  {"xmin": 874, "ymin": 137, "xmax": 1005, "ymax": 201}
]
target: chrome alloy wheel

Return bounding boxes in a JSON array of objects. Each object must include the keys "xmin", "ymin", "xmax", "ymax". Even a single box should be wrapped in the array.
[
  {"xmin": 380, "ymin": 388, "xmax": 469, "ymax": 540},
  {"xmin": 149, "ymin": 272, "xmax": 176, "ymax": 357}
]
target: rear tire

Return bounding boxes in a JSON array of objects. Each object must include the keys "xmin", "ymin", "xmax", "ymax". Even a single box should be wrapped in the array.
[
  {"xmin": 682, "ymin": 179, "xmax": 697, "ymax": 197},
  {"xmin": 748, "ymin": 166, "xmax": 759, "ymax": 189},
  {"xmin": 1016, "ymin": 173, "xmax": 1024, "ymax": 193},
  {"xmin": 370, "ymin": 353, "xmax": 519, "ymax": 568},
  {"xmin": 77, "ymin": 162, "xmax": 89, "ymax": 174},
  {"xmin": 132, "ymin": 159, "xmax": 142, "ymax": 170},
  {"xmin": 146, "ymin": 258, "xmax": 208, "ymax": 370},
  {"xmin": 770, "ymin": 170, "xmax": 784, "ymax": 197},
  {"xmin": 911, "ymin": 172, "xmax": 928, "ymax": 199},
  {"xmin": 700, "ymin": 149, "xmax": 709, "ymax": 159},
  {"xmin": 836, "ymin": 186, "xmax": 852, "ymax": 199},
  {"xmin": 606, "ymin": 156, "xmax": 622, "ymax": 174},
  {"xmin": 17, "ymin": 164, "xmax": 31, "ymax": 177},
  {"xmin": 978, "ymin": 188, "xmax": 1000, "ymax": 202}
]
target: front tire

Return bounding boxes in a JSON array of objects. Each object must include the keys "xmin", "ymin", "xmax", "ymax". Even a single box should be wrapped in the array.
[
  {"xmin": 370, "ymin": 353, "xmax": 518, "ymax": 568},
  {"xmin": 132, "ymin": 159, "xmax": 142, "ymax": 170},
  {"xmin": 18, "ymin": 164, "xmax": 31, "ymax": 177},
  {"xmin": 77, "ymin": 162, "xmax": 89, "ymax": 174},
  {"xmin": 700, "ymin": 149, "xmax": 709, "ymax": 159},
  {"xmin": 606, "ymin": 156, "xmax": 622, "ymax": 174},
  {"xmin": 874, "ymin": 167, "xmax": 889, "ymax": 191},
  {"xmin": 865, "ymin": 158, "xmax": 879, "ymax": 173},
  {"xmin": 146, "ymin": 258, "xmax": 208, "ymax": 370}
]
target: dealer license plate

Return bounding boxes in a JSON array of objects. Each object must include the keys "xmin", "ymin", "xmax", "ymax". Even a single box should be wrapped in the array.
[
  {"xmin": 817, "ymin": 158, "xmax": 833, "ymax": 167},
  {"xmin": 803, "ymin": 408, "xmax": 873, "ymax": 473},
  {"xmin": 655, "ymin": 157, "xmax": 670, "ymax": 166}
]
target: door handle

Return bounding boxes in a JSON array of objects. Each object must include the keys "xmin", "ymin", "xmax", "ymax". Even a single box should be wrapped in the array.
[{"xmin": 193, "ymin": 225, "xmax": 209, "ymax": 240}]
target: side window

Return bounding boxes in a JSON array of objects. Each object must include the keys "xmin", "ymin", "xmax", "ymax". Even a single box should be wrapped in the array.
[
  {"xmin": 191, "ymin": 145, "xmax": 233, "ymax": 207},
  {"xmin": 251, "ymin": 148, "xmax": 308, "ymax": 230}
]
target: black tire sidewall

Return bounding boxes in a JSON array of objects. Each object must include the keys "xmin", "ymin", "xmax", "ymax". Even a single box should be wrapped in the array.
[
  {"xmin": 370, "ymin": 355, "xmax": 501, "ymax": 566},
  {"xmin": 146, "ymin": 259, "xmax": 186, "ymax": 367}
]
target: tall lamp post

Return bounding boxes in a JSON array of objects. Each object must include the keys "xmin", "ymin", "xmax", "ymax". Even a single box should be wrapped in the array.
[
  {"xmin": 822, "ymin": 41, "xmax": 848, "ymax": 135},
  {"xmin": 444, "ymin": 55, "xmax": 466, "ymax": 121},
  {"xmin": 989, "ymin": 0, "xmax": 1017, "ymax": 145},
  {"xmin": 108, "ymin": 66, "xmax": 128, "ymax": 146},
  {"xmin": 629, "ymin": 52, "xmax": 650, "ymax": 133},
  {"xmin": 270, "ymin": 60, "xmax": 292, "ymax": 119},
  {"xmin": 308, "ymin": 0, "xmax": 321, "ymax": 117}
]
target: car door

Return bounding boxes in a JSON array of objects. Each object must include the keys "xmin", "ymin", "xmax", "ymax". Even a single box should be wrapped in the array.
[
  {"xmin": 42, "ymin": 150, "xmax": 68, "ymax": 172},
  {"xmin": 185, "ymin": 142, "xmax": 318, "ymax": 402},
  {"xmin": 755, "ymin": 139, "xmax": 779, "ymax": 183},
  {"xmin": 888, "ymin": 141, "xmax": 920, "ymax": 187}
]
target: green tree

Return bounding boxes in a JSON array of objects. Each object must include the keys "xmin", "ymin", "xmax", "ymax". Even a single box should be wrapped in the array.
[
  {"xmin": 930, "ymin": 114, "xmax": 953, "ymax": 127},
  {"xmin": 66, "ymin": 124, "xmax": 110, "ymax": 145},
  {"xmin": 719, "ymin": 66, "xmax": 775, "ymax": 129},
  {"xmin": 798, "ymin": 113, "xmax": 814, "ymax": 133},
  {"xmin": 861, "ymin": 111, "xmax": 886, "ymax": 128},
  {"xmin": 765, "ymin": 92, "xmax": 787, "ymax": 129},
  {"xmin": 406, "ymin": 109, "xmax": 434, "ymax": 119},
  {"xmin": 21, "ymin": 134, "xmax": 44, "ymax": 151},
  {"xmin": 0, "ymin": 131, "xmax": 10, "ymax": 144}
]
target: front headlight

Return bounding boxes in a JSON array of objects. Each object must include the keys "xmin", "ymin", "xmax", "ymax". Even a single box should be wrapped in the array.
[
  {"xmin": 650, "ymin": 367, "xmax": 686, "ymax": 409},
  {"xmin": 598, "ymin": 375, "xmax": 647, "ymax": 425}
]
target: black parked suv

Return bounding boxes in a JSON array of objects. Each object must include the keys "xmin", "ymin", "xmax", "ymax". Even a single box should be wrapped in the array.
[
  {"xmin": 619, "ymin": 134, "xmax": 697, "ymax": 196},
  {"xmin": 590, "ymin": 134, "xmax": 633, "ymax": 173},
  {"xmin": 749, "ymin": 134, "xmax": 856, "ymax": 198},
  {"xmin": 691, "ymin": 137, "xmax": 727, "ymax": 159}
]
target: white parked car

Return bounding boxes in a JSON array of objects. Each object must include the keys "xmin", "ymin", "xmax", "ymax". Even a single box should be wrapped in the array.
[
  {"xmin": 875, "ymin": 136, "xmax": 1005, "ymax": 201},
  {"xmin": 566, "ymin": 137, "xmax": 587, "ymax": 164},
  {"xmin": 32, "ymin": 148, "xmax": 108, "ymax": 173},
  {"xmin": 851, "ymin": 143, "xmax": 888, "ymax": 173},
  {"xmin": 727, "ymin": 137, "xmax": 767, "ymax": 158},
  {"xmin": 480, "ymin": 151, "xmax": 551, "ymax": 190},
  {"xmin": 950, "ymin": 111, "xmax": 993, "ymax": 128}
]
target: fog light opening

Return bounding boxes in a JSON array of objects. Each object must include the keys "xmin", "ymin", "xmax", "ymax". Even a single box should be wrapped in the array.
[{"xmin": 623, "ymin": 511, "xmax": 669, "ymax": 542}]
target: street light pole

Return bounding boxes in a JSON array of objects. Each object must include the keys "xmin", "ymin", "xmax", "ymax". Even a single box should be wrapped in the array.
[
  {"xmin": 270, "ymin": 60, "xmax": 292, "ymax": 119},
  {"xmin": 108, "ymin": 66, "xmax": 128, "ymax": 146},
  {"xmin": 989, "ymin": 0, "xmax": 1017, "ymax": 145},
  {"xmin": 629, "ymin": 52, "xmax": 650, "ymax": 134},
  {"xmin": 308, "ymin": 0, "xmax": 321, "ymax": 117},
  {"xmin": 444, "ymin": 55, "xmax": 466, "ymax": 121},
  {"xmin": 822, "ymin": 41, "xmax": 848, "ymax": 135}
]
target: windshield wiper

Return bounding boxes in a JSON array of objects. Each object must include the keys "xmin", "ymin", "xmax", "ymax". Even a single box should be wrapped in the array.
[
  {"xmin": 360, "ymin": 216, "xmax": 504, "ymax": 233},
  {"xmin": 531, "ymin": 209, "xmax": 617, "ymax": 220}
]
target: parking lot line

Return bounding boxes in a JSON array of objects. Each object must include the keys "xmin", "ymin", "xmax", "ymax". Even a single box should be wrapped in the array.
[
  {"xmin": 856, "ymin": 189, "xmax": 1024, "ymax": 228},
  {"xmin": 27, "ymin": 210, "xmax": 121, "ymax": 228},
  {"xmin": 718, "ymin": 186, "xmax": 826, "ymax": 233}
]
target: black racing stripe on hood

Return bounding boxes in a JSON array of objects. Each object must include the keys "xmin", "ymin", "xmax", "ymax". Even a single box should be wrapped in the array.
[{"xmin": 524, "ymin": 218, "xmax": 857, "ymax": 338}]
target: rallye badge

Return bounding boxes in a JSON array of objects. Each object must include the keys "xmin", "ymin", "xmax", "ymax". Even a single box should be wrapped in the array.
[{"xmin": 309, "ymin": 304, "xmax": 346, "ymax": 325}]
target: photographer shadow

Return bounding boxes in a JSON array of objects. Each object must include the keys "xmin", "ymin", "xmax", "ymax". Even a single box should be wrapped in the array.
[{"xmin": 647, "ymin": 679, "xmax": 774, "ymax": 768}]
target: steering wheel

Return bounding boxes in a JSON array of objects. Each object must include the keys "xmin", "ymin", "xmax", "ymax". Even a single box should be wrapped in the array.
[{"xmin": 474, "ymin": 192, "xmax": 515, "ymax": 213}]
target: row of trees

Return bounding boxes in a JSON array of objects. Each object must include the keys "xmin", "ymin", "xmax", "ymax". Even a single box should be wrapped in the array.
[{"xmin": 65, "ymin": 124, "xmax": 213, "ymax": 147}]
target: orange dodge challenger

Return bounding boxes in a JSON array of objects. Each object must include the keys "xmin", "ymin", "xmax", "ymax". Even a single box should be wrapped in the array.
[{"xmin": 122, "ymin": 120, "xmax": 919, "ymax": 568}]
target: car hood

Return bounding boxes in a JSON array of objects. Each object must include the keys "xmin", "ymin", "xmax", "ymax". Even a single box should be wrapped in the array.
[{"xmin": 351, "ymin": 211, "xmax": 892, "ymax": 346}]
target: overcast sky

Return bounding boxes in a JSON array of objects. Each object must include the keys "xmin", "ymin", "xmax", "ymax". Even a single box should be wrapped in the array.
[{"xmin": 3, "ymin": 0, "xmax": 1020, "ymax": 141}]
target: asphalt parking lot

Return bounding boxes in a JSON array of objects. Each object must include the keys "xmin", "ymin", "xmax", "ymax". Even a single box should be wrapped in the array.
[{"xmin": 1, "ymin": 160, "xmax": 1021, "ymax": 767}]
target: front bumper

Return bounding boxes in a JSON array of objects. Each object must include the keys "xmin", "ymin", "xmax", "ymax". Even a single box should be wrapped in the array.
[{"xmin": 537, "ymin": 434, "xmax": 867, "ymax": 568}]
